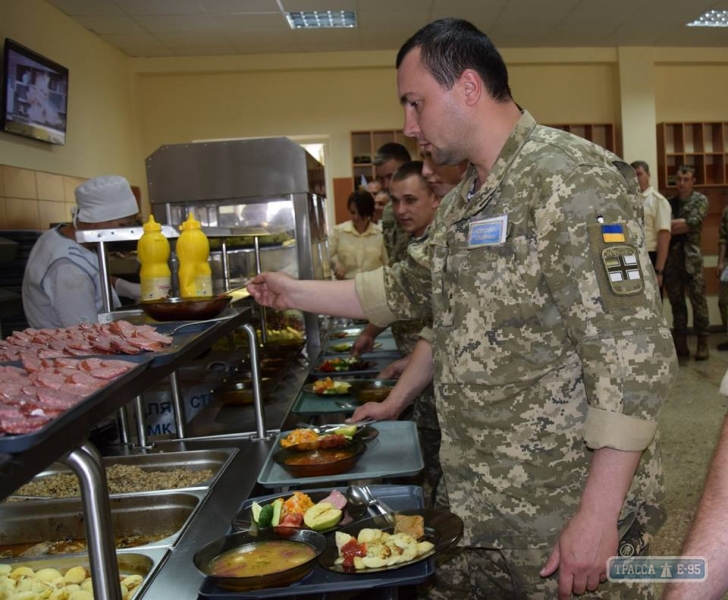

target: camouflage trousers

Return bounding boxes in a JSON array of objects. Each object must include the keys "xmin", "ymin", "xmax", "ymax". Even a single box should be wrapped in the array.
[
  {"xmin": 411, "ymin": 384, "xmax": 443, "ymax": 510},
  {"xmin": 419, "ymin": 546, "xmax": 656, "ymax": 600},
  {"xmin": 719, "ymin": 280, "xmax": 728, "ymax": 329},
  {"xmin": 664, "ymin": 245, "xmax": 709, "ymax": 335}
]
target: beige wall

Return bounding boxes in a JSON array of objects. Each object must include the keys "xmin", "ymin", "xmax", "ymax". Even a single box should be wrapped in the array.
[{"xmin": 0, "ymin": 0, "xmax": 141, "ymax": 211}]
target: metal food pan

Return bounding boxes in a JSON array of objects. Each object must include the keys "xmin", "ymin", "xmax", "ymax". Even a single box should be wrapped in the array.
[
  {"xmin": 0, "ymin": 492, "xmax": 202, "ymax": 557},
  {"xmin": 0, "ymin": 547, "xmax": 168, "ymax": 600},
  {"xmin": 12, "ymin": 449, "xmax": 236, "ymax": 498}
]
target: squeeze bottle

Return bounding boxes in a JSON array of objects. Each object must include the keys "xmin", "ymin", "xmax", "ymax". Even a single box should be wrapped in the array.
[
  {"xmin": 137, "ymin": 215, "xmax": 171, "ymax": 300},
  {"xmin": 177, "ymin": 213, "xmax": 213, "ymax": 298}
]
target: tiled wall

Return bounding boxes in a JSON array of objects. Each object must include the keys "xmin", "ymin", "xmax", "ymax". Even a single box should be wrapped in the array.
[{"xmin": 0, "ymin": 165, "xmax": 86, "ymax": 230}]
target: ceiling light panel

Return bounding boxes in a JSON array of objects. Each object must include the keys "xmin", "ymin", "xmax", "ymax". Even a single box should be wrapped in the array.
[
  {"xmin": 687, "ymin": 10, "xmax": 728, "ymax": 27},
  {"xmin": 285, "ymin": 10, "xmax": 357, "ymax": 29}
]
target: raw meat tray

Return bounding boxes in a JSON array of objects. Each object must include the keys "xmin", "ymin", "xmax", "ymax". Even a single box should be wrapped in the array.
[
  {"xmin": 199, "ymin": 485, "xmax": 430, "ymax": 599},
  {"xmin": 0, "ymin": 354, "xmax": 153, "ymax": 453},
  {"xmin": 256, "ymin": 421, "xmax": 423, "ymax": 488}
]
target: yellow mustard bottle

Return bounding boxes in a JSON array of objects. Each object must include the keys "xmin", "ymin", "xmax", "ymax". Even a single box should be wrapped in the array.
[
  {"xmin": 137, "ymin": 215, "xmax": 171, "ymax": 300},
  {"xmin": 177, "ymin": 213, "xmax": 212, "ymax": 298}
]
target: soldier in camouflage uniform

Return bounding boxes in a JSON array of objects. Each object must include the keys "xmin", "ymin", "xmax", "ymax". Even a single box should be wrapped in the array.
[
  {"xmin": 248, "ymin": 19, "xmax": 677, "ymax": 599},
  {"xmin": 373, "ymin": 142, "xmax": 411, "ymax": 257},
  {"xmin": 716, "ymin": 205, "xmax": 728, "ymax": 350},
  {"xmin": 352, "ymin": 161, "xmax": 444, "ymax": 508},
  {"xmin": 664, "ymin": 166, "xmax": 710, "ymax": 359}
]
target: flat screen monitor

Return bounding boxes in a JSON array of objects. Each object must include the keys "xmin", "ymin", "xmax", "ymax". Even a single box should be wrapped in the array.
[{"xmin": 1, "ymin": 39, "xmax": 68, "ymax": 145}]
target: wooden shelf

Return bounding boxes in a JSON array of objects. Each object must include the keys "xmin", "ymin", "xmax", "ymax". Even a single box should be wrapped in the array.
[
  {"xmin": 350, "ymin": 130, "xmax": 420, "ymax": 186},
  {"xmin": 545, "ymin": 123, "xmax": 618, "ymax": 154},
  {"xmin": 657, "ymin": 122, "xmax": 728, "ymax": 188}
]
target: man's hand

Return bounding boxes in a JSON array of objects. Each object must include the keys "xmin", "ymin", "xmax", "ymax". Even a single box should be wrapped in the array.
[
  {"xmin": 540, "ymin": 508, "xmax": 617, "ymax": 598},
  {"xmin": 351, "ymin": 332, "xmax": 375, "ymax": 356},
  {"xmin": 247, "ymin": 272, "xmax": 297, "ymax": 310},
  {"xmin": 334, "ymin": 265, "xmax": 346, "ymax": 280},
  {"xmin": 347, "ymin": 399, "xmax": 400, "ymax": 423},
  {"xmin": 379, "ymin": 355, "xmax": 411, "ymax": 380}
]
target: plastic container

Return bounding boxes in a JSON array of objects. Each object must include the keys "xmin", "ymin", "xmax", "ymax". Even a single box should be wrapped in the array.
[
  {"xmin": 177, "ymin": 213, "xmax": 213, "ymax": 298},
  {"xmin": 137, "ymin": 215, "xmax": 172, "ymax": 301}
]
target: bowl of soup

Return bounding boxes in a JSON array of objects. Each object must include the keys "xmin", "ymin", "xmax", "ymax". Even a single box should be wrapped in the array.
[
  {"xmin": 273, "ymin": 439, "xmax": 366, "ymax": 478},
  {"xmin": 194, "ymin": 528, "xmax": 326, "ymax": 591},
  {"xmin": 348, "ymin": 379, "xmax": 397, "ymax": 404}
]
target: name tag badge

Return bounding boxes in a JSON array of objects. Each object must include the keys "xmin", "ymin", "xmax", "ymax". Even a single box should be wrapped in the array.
[{"xmin": 468, "ymin": 215, "xmax": 508, "ymax": 248}]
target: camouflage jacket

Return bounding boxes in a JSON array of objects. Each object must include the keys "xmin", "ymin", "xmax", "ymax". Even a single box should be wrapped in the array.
[
  {"xmin": 669, "ymin": 190, "xmax": 708, "ymax": 274},
  {"xmin": 381, "ymin": 201, "xmax": 406, "ymax": 259},
  {"xmin": 356, "ymin": 111, "xmax": 677, "ymax": 548},
  {"xmin": 719, "ymin": 205, "xmax": 728, "ymax": 247}
]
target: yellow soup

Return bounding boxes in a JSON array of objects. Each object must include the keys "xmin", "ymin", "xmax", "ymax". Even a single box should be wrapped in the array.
[{"xmin": 208, "ymin": 540, "xmax": 316, "ymax": 578}]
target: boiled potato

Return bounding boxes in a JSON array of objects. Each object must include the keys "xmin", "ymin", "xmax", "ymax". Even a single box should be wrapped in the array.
[
  {"xmin": 62, "ymin": 567, "xmax": 87, "ymax": 585},
  {"xmin": 69, "ymin": 590, "xmax": 93, "ymax": 600},
  {"xmin": 36, "ymin": 568, "xmax": 63, "ymax": 583},
  {"xmin": 11, "ymin": 567, "xmax": 35, "ymax": 578},
  {"xmin": 0, "ymin": 565, "xmax": 11, "ymax": 576}
]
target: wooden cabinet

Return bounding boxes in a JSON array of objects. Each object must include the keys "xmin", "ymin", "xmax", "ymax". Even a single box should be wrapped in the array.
[
  {"xmin": 545, "ymin": 123, "xmax": 618, "ymax": 154},
  {"xmin": 657, "ymin": 122, "xmax": 728, "ymax": 189},
  {"xmin": 350, "ymin": 130, "xmax": 420, "ymax": 185}
]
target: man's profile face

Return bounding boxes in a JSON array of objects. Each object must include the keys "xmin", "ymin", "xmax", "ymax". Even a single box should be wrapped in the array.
[
  {"xmin": 375, "ymin": 159, "xmax": 403, "ymax": 192},
  {"xmin": 423, "ymin": 154, "xmax": 464, "ymax": 199},
  {"xmin": 390, "ymin": 175, "xmax": 440, "ymax": 238},
  {"xmin": 373, "ymin": 192, "xmax": 389, "ymax": 222},
  {"xmin": 633, "ymin": 166, "xmax": 650, "ymax": 193},
  {"xmin": 676, "ymin": 170, "xmax": 695, "ymax": 197}
]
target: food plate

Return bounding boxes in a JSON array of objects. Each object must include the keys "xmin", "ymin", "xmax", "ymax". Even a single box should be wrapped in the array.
[
  {"xmin": 313, "ymin": 358, "xmax": 377, "ymax": 374},
  {"xmin": 272, "ymin": 439, "xmax": 366, "ymax": 478},
  {"xmin": 331, "ymin": 328, "xmax": 363, "ymax": 339},
  {"xmin": 231, "ymin": 490, "xmax": 368, "ymax": 535},
  {"xmin": 302, "ymin": 381, "xmax": 351, "ymax": 396},
  {"xmin": 330, "ymin": 342, "xmax": 381, "ymax": 353},
  {"xmin": 281, "ymin": 425, "xmax": 379, "ymax": 452},
  {"xmin": 318, "ymin": 509, "xmax": 463, "ymax": 574}
]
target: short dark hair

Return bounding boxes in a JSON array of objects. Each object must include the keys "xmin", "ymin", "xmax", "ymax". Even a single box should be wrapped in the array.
[
  {"xmin": 630, "ymin": 160, "xmax": 650, "ymax": 173},
  {"xmin": 373, "ymin": 142, "xmax": 411, "ymax": 166},
  {"xmin": 396, "ymin": 18, "xmax": 512, "ymax": 102},
  {"xmin": 391, "ymin": 160, "xmax": 426, "ymax": 185},
  {"xmin": 677, "ymin": 165, "xmax": 696, "ymax": 177},
  {"xmin": 347, "ymin": 190, "xmax": 375, "ymax": 219}
]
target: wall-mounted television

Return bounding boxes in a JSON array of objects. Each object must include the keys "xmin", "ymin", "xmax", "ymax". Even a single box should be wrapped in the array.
[{"xmin": 1, "ymin": 39, "xmax": 69, "ymax": 145}]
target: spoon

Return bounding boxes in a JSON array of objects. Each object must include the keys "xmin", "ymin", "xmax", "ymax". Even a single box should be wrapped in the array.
[
  {"xmin": 168, "ymin": 315, "xmax": 232, "ymax": 335},
  {"xmin": 346, "ymin": 484, "xmax": 395, "ymax": 525}
]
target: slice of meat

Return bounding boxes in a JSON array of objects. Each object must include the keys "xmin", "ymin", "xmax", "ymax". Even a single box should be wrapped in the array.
[
  {"xmin": 79, "ymin": 358, "xmax": 105, "ymax": 372},
  {"xmin": 109, "ymin": 320, "xmax": 137, "ymax": 339},
  {"xmin": 0, "ymin": 405, "xmax": 24, "ymax": 420},
  {"xmin": 65, "ymin": 343, "xmax": 93, "ymax": 356},
  {"xmin": 38, "ymin": 349, "xmax": 66, "ymax": 359},
  {"xmin": 0, "ymin": 365, "xmax": 29, "ymax": 379},
  {"xmin": 20, "ymin": 352, "xmax": 42, "ymax": 373},
  {"xmin": 53, "ymin": 357, "xmax": 82, "ymax": 369},
  {"xmin": 0, "ymin": 416, "xmax": 50, "ymax": 434},
  {"xmin": 30, "ymin": 371, "xmax": 67, "ymax": 390},
  {"xmin": 124, "ymin": 337, "xmax": 162, "ymax": 352},
  {"xmin": 48, "ymin": 339, "xmax": 69, "ymax": 352},
  {"xmin": 89, "ymin": 336, "xmax": 115, "ymax": 354},
  {"xmin": 319, "ymin": 489, "xmax": 347, "ymax": 510},
  {"xmin": 100, "ymin": 359, "xmax": 135, "ymax": 372},
  {"xmin": 109, "ymin": 337, "xmax": 142, "ymax": 355},
  {"xmin": 67, "ymin": 371, "xmax": 107, "ymax": 388},
  {"xmin": 135, "ymin": 330, "xmax": 173, "ymax": 345},
  {"xmin": 36, "ymin": 388, "xmax": 84, "ymax": 409},
  {"xmin": 63, "ymin": 382, "xmax": 101, "ymax": 397}
]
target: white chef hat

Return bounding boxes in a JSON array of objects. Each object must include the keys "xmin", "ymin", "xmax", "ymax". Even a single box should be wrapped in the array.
[{"xmin": 72, "ymin": 176, "xmax": 138, "ymax": 225}]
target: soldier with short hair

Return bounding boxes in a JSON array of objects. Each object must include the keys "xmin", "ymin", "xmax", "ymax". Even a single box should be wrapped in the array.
[
  {"xmin": 249, "ymin": 18, "xmax": 677, "ymax": 599},
  {"xmin": 664, "ymin": 165, "xmax": 710, "ymax": 359},
  {"xmin": 374, "ymin": 142, "xmax": 411, "ymax": 256}
]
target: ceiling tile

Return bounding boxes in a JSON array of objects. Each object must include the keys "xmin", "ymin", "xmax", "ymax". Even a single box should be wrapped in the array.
[
  {"xmin": 113, "ymin": 0, "xmax": 205, "ymax": 16},
  {"xmin": 199, "ymin": 0, "xmax": 281, "ymax": 13},
  {"xmin": 431, "ymin": 0, "xmax": 506, "ymax": 8},
  {"xmin": 74, "ymin": 15, "xmax": 146, "ymax": 34},
  {"xmin": 429, "ymin": 9, "xmax": 501, "ymax": 31},
  {"xmin": 209, "ymin": 13, "xmax": 290, "ymax": 32},
  {"xmin": 118, "ymin": 45, "xmax": 174, "ymax": 57},
  {"xmin": 154, "ymin": 32, "xmax": 237, "ymax": 48},
  {"xmin": 356, "ymin": 10, "xmax": 429, "ymax": 29},
  {"xmin": 100, "ymin": 32, "xmax": 168, "ymax": 48},
  {"xmin": 134, "ymin": 15, "xmax": 220, "ymax": 33},
  {"xmin": 357, "ymin": 0, "xmax": 433, "ymax": 10},
  {"xmin": 171, "ymin": 46, "xmax": 237, "ymax": 56},
  {"xmin": 46, "ymin": 0, "xmax": 124, "ymax": 16}
]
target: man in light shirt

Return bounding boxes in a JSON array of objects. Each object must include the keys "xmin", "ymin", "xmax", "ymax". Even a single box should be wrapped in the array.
[{"xmin": 631, "ymin": 161, "xmax": 671, "ymax": 296}]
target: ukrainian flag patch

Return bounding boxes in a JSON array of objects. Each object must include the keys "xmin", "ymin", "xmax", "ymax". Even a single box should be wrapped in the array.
[{"xmin": 602, "ymin": 223, "xmax": 625, "ymax": 243}]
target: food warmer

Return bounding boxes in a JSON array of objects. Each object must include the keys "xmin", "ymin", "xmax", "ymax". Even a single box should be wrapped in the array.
[{"xmin": 146, "ymin": 137, "xmax": 330, "ymax": 351}]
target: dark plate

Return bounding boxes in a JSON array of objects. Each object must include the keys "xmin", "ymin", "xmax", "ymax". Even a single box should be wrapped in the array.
[
  {"xmin": 272, "ymin": 440, "xmax": 366, "ymax": 478},
  {"xmin": 318, "ymin": 509, "xmax": 464, "ymax": 574},
  {"xmin": 194, "ymin": 528, "xmax": 326, "ymax": 592},
  {"xmin": 280, "ymin": 425, "xmax": 379, "ymax": 453},
  {"xmin": 231, "ymin": 490, "xmax": 367, "ymax": 535},
  {"xmin": 313, "ymin": 359, "xmax": 377, "ymax": 374},
  {"xmin": 140, "ymin": 296, "xmax": 231, "ymax": 321}
]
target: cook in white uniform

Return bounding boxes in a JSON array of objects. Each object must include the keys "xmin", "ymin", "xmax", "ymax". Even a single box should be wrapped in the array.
[{"xmin": 22, "ymin": 175, "xmax": 142, "ymax": 329}]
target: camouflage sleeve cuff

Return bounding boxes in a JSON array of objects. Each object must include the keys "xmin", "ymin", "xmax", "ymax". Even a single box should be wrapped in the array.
[
  {"xmin": 418, "ymin": 327, "xmax": 434, "ymax": 343},
  {"xmin": 583, "ymin": 407, "xmax": 657, "ymax": 451},
  {"xmin": 355, "ymin": 268, "xmax": 397, "ymax": 328}
]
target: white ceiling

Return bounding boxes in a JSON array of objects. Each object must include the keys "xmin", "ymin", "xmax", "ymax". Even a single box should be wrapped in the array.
[{"xmin": 46, "ymin": 0, "xmax": 728, "ymax": 58}]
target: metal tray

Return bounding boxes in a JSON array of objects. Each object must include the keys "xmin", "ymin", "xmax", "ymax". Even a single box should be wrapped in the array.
[
  {"xmin": 0, "ymin": 547, "xmax": 168, "ymax": 599},
  {"xmin": 0, "ymin": 355, "xmax": 153, "ymax": 454},
  {"xmin": 9, "ymin": 449, "xmax": 237, "ymax": 498},
  {"xmin": 0, "ymin": 492, "xmax": 203, "ymax": 558},
  {"xmin": 199, "ymin": 485, "xmax": 430, "ymax": 598},
  {"xmin": 257, "ymin": 422, "xmax": 423, "ymax": 488},
  {"xmin": 289, "ymin": 388, "xmax": 359, "ymax": 416}
]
